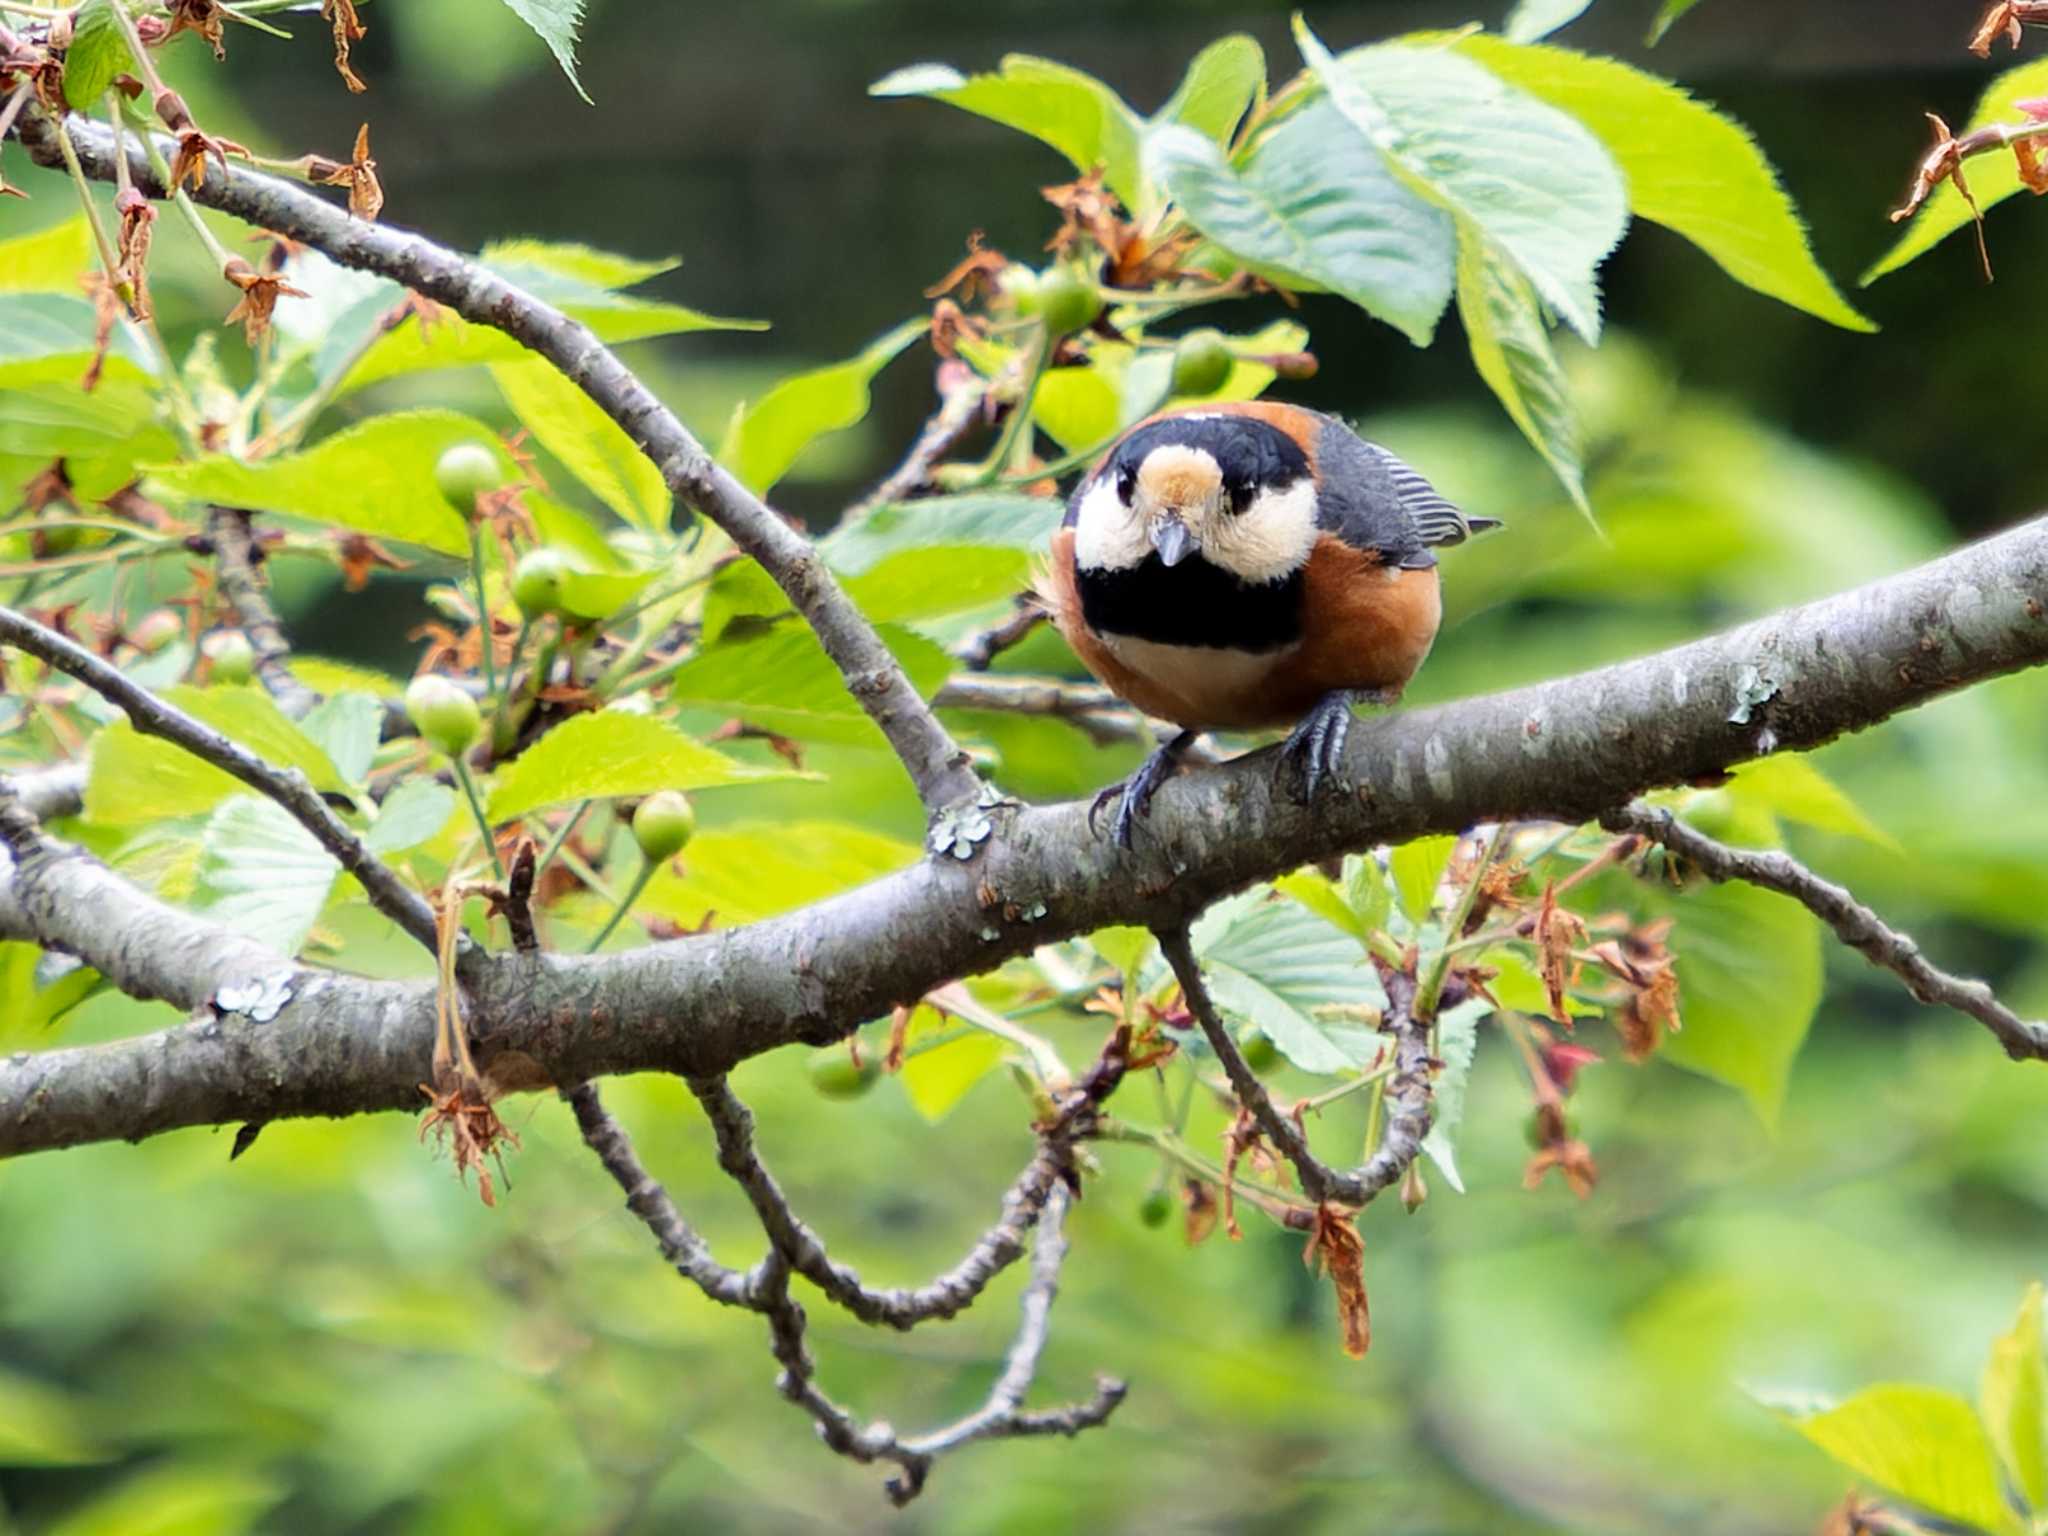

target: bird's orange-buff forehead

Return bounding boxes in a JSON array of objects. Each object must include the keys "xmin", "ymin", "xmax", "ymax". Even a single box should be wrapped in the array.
[{"xmin": 1136, "ymin": 446, "xmax": 1223, "ymax": 511}]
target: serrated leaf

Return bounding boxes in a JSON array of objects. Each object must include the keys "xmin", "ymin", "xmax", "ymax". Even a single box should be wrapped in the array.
[
  {"xmin": 718, "ymin": 322, "xmax": 922, "ymax": 497},
  {"xmin": 1649, "ymin": 0, "xmax": 1708, "ymax": 44},
  {"xmin": 497, "ymin": 0, "xmax": 590, "ymax": 102},
  {"xmin": 1657, "ymin": 877, "xmax": 1821, "ymax": 1129},
  {"xmin": 1724, "ymin": 754, "xmax": 1897, "ymax": 851},
  {"xmin": 844, "ymin": 545, "xmax": 1031, "ymax": 623},
  {"xmin": 873, "ymin": 56, "xmax": 1152, "ymax": 215},
  {"xmin": 1454, "ymin": 36, "xmax": 1873, "ymax": 331},
  {"xmin": 1865, "ymin": 58, "xmax": 2048, "ymax": 283},
  {"xmin": 492, "ymin": 358, "xmax": 669, "ymax": 531},
  {"xmin": 665, "ymin": 622, "xmax": 954, "ymax": 749},
  {"xmin": 146, "ymin": 412, "xmax": 512, "ymax": 557},
  {"xmin": 194, "ymin": 796, "xmax": 341, "ymax": 957},
  {"xmin": 84, "ymin": 684, "xmax": 344, "ymax": 827},
  {"xmin": 484, "ymin": 710, "xmax": 793, "ymax": 823},
  {"xmin": 1146, "ymin": 114, "xmax": 1455, "ymax": 347},
  {"xmin": 300, "ymin": 692, "xmax": 384, "ymax": 787},
  {"xmin": 365, "ymin": 779, "xmax": 456, "ymax": 854},
  {"xmin": 822, "ymin": 493, "xmax": 1062, "ymax": 574},
  {"xmin": 1419, "ymin": 997, "xmax": 1486, "ymax": 1192},
  {"xmin": 1789, "ymin": 1386, "xmax": 2019, "ymax": 1535},
  {"xmin": 63, "ymin": 0, "xmax": 135, "ymax": 109},
  {"xmin": 479, "ymin": 239, "xmax": 677, "ymax": 290},
  {"xmin": 0, "ymin": 218, "xmax": 93, "ymax": 295},
  {"xmin": 899, "ymin": 1005, "xmax": 1004, "ymax": 1122},
  {"xmin": 1982, "ymin": 1282, "xmax": 2048, "ymax": 1511},
  {"xmin": 1503, "ymin": 0, "xmax": 1594, "ymax": 41},
  {"xmin": 1391, "ymin": 834, "xmax": 1458, "ymax": 923},
  {"xmin": 1296, "ymin": 22, "xmax": 1628, "ymax": 344},
  {"xmin": 1183, "ymin": 890, "xmax": 1387, "ymax": 1075},
  {"xmin": 1156, "ymin": 35, "xmax": 1264, "ymax": 144},
  {"xmin": 638, "ymin": 821, "xmax": 919, "ymax": 929},
  {"xmin": 1456, "ymin": 220, "xmax": 1591, "ymax": 518}
]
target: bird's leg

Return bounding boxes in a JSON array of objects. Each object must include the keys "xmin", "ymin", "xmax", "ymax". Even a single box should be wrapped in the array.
[
  {"xmin": 1280, "ymin": 688, "xmax": 1394, "ymax": 803},
  {"xmin": 1091, "ymin": 729, "xmax": 1200, "ymax": 849}
]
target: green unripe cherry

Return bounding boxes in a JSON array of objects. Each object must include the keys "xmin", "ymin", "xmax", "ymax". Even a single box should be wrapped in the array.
[
  {"xmin": 1035, "ymin": 265, "xmax": 1102, "ymax": 337},
  {"xmin": 511, "ymin": 547, "xmax": 570, "ymax": 619},
  {"xmin": 632, "ymin": 790, "xmax": 696, "ymax": 863},
  {"xmin": 807, "ymin": 1051, "xmax": 881, "ymax": 1101},
  {"xmin": 997, "ymin": 263, "xmax": 1043, "ymax": 317},
  {"xmin": 1137, "ymin": 1189, "xmax": 1173, "ymax": 1229},
  {"xmin": 404, "ymin": 673, "xmax": 481, "ymax": 758},
  {"xmin": 204, "ymin": 630, "xmax": 256, "ymax": 686},
  {"xmin": 433, "ymin": 441, "xmax": 502, "ymax": 516},
  {"xmin": 1170, "ymin": 328, "xmax": 1235, "ymax": 397}
]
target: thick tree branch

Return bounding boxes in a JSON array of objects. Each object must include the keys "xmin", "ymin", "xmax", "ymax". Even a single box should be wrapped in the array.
[
  {"xmin": 8, "ymin": 513, "xmax": 2048, "ymax": 1156},
  {"xmin": 1605, "ymin": 801, "xmax": 2048, "ymax": 1060},
  {"xmin": 0, "ymin": 603, "xmax": 439, "ymax": 953},
  {"xmin": 14, "ymin": 108, "xmax": 980, "ymax": 814}
]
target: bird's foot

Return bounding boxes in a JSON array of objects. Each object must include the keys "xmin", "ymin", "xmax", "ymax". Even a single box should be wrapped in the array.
[
  {"xmin": 1090, "ymin": 730, "xmax": 1199, "ymax": 849},
  {"xmin": 1280, "ymin": 690, "xmax": 1384, "ymax": 804}
]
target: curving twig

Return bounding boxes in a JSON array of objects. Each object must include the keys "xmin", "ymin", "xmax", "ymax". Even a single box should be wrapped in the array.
[
  {"xmin": 0, "ymin": 603, "xmax": 438, "ymax": 954},
  {"xmin": 203, "ymin": 505, "xmax": 319, "ymax": 717},
  {"xmin": 14, "ymin": 107, "xmax": 981, "ymax": 815},
  {"xmin": 1605, "ymin": 800, "xmax": 2048, "ymax": 1061}
]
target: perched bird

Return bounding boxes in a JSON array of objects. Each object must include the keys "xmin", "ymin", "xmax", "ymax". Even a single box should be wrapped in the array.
[{"xmin": 1040, "ymin": 400, "xmax": 1500, "ymax": 847}]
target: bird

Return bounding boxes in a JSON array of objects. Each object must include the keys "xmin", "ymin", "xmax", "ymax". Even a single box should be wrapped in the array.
[{"xmin": 1038, "ymin": 400, "xmax": 1501, "ymax": 848}]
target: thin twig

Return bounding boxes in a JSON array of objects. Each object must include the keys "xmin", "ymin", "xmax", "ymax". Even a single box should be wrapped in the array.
[
  {"xmin": 840, "ymin": 363, "xmax": 986, "ymax": 526},
  {"xmin": 0, "ymin": 603, "xmax": 439, "ymax": 954},
  {"xmin": 950, "ymin": 599, "xmax": 1050, "ymax": 672},
  {"xmin": 203, "ymin": 506, "xmax": 318, "ymax": 717},
  {"xmin": 1605, "ymin": 801, "xmax": 2048, "ymax": 1061}
]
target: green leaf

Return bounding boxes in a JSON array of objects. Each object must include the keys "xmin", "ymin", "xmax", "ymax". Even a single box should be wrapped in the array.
[
  {"xmin": 0, "ymin": 218, "xmax": 92, "ymax": 295},
  {"xmin": 365, "ymin": 779, "xmax": 457, "ymax": 854},
  {"xmin": 1296, "ymin": 21, "xmax": 1629, "ymax": 343},
  {"xmin": 1275, "ymin": 870, "xmax": 1365, "ymax": 941},
  {"xmin": 1648, "ymin": 0, "xmax": 1708, "ymax": 44},
  {"xmin": 479, "ymin": 239, "xmax": 678, "ymax": 290},
  {"xmin": 0, "ymin": 1364, "xmax": 104, "ymax": 1465},
  {"xmin": 1865, "ymin": 58, "xmax": 2048, "ymax": 284},
  {"xmin": 1278, "ymin": 855, "xmax": 1395, "ymax": 946},
  {"xmin": 1456, "ymin": 220, "xmax": 1591, "ymax": 517},
  {"xmin": 1419, "ymin": 997, "xmax": 1486, "ymax": 1192},
  {"xmin": 666, "ymin": 623, "xmax": 954, "ymax": 749},
  {"xmin": 822, "ymin": 493, "xmax": 1062, "ymax": 574},
  {"xmin": 45, "ymin": 1465, "xmax": 282, "ymax": 1536},
  {"xmin": 525, "ymin": 492, "xmax": 627, "ymax": 571},
  {"xmin": 844, "ymin": 545, "xmax": 1031, "ymax": 623},
  {"xmin": 873, "ymin": 57, "xmax": 1151, "ymax": 215},
  {"xmin": 1789, "ymin": 1385, "xmax": 2019, "ymax": 1534},
  {"xmin": 1723, "ymin": 755, "xmax": 1898, "ymax": 850},
  {"xmin": 1089, "ymin": 925, "xmax": 1154, "ymax": 980},
  {"xmin": 1982, "ymin": 1282, "xmax": 2048, "ymax": 1511},
  {"xmin": 1146, "ymin": 114, "xmax": 1455, "ymax": 347},
  {"xmin": 899, "ymin": 1005, "xmax": 1004, "ymax": 1122},
  {"xmin": 0, "ymin": 353, "xmax": 171, "ymax": 480},
  {"xmin": 1482, "ymin": 950, "xmax": 1602, "ymax": 1018},
  {"xmin": 84, "ymin": 685, "xmax": 342, "ymax": 826},
  {"xmin": 1156, "ymin": 35, "xmax": 1265, "ymax": 144},
  {"xmin": 0, "ymin": 294, "xmax": 152, "ymax": 373},
  {"xmin": 484, "ymin": 709, "xmax": 794, "ymax": 823},
  {"xmin": 1504, "ymin": 0, "xmax": 1594, "ymax": 41},
  {"xmin": 63, "ymin": 0, "xmax": 134, "ymax": 109},
  {"xmin": 1391, "ymin": 834, "xmax": 1458, "ymax": 924},
  {"xmin": 292, "ymin": 657, "xmax": 403, "ymax": 698},
  {"xmin": 1659, "ymin": 877, "xmax": 1822, "ymax": 1128},
  {"xmin": 1454, "ymin": 36, "xmax": 1874, "ymax": 331},
  {"xmin": 194, "ymin": 796, "xmax": 341, "ymax": 957},
  {"xmin": 491, "ymin": 358, "xmax": 669, "ymax": 531},
  {"xmin": 329, "ymin": 297, "xmax": 761, "ymax": 398},
  {"xmin": 496, "ymin": 0, "xmax": 590, "ymax": 103},
  {"xmin": 639, "ymin": 821, "xmax": 919, "ymax": 929},
  {"xmin": 556, "ymin": 564, "xmax": 659, "ymax": 623},
  {"xmin": 1184, "ymin": 890, "xmax": 1387, "ymax": 1075},
  {"xmin": 300, "ymin": 692, "xmax": 384, "ymax": 788},
  {"xmin": 146, "ymin": 412, "xmax": 513, "ymax": 557},
  {"xmin": 718, "ymin": 322, "xmax": 922, "ymax": 497}
]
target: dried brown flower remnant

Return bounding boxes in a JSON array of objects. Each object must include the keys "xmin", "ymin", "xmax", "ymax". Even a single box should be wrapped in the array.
[
  {"xmin": 1523, "ymin": 1103, "xmax": 1599, "ymax": 1199},
  {"xmin": 1971, "ymin": 2, "xmax": 2048, "ymax": 57},
  {"xmin": 1303, "ymin": 1202, "xmax": 1370, "ymax": 1358},
  {"xmin": 220, "ymin": 255, "xmax": 308, "ymax": 344},
  {"xmin": 114, "ymin": 187, "xmax": 156, "ymax": 321},
  {"xmin": 156, "ymin": 89, "xmax": 247, "ymax": 191},
  {"xmin": 322, "ymin": 0, "xmax": 367, "ymax": 92},
  {"xmin": 1589, "ymin": 916, "xmax": 1682, "ymax": 1061},
  {"xmin": 1532, "ymin": 881, "xmax": 1590, "ymax": 1026},
  {"xmin": 309, "ymin": 123, "xmax": 382, "ymax": 221},
  {"xmin": 165, "ymin": 0, "xmax": 227, "ymax": 60},
  {"xmin": 1891, "ymin": 114, "xmax": 1992, "ymax": 281}
]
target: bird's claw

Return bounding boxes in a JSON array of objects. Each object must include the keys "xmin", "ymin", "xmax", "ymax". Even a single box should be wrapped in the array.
[
  {"xmin": 1090, "ymin": 733, "xmax": 1195, "ymax": 849},
  {"xmin": 1281, "ymin": 691, "xmax": 1366, "ymax": 804}
]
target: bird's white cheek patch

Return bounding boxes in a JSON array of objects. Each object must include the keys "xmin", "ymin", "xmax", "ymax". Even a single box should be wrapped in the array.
[
  {"xmin": 1203, "ymin": 479, "xmax": 1318, "ymax": 585},
  {"xmin": 1072, "ymin": 479, "xmax": 1150, "ymax": 572}
]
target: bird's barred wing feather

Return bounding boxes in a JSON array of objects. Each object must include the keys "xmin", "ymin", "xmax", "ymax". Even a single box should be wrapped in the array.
[{"xmin": 1313, "ymin": 415, "xmax": 1501, "ymax": 570}]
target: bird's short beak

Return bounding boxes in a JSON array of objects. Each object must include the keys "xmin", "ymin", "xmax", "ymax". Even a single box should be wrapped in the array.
[{"xmin": 1150, "ymin": 516, "xmax": 1197, "ymax": 568}]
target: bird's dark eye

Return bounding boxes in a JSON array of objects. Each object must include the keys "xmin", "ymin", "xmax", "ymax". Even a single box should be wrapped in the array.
[
  {"xmin": 1114, "ymin": 465, "xmax": 1137, "ymax": 503},
  {"xmin": 1222, "ymin": 472, "xmax": 1253, "ymax": 514}
]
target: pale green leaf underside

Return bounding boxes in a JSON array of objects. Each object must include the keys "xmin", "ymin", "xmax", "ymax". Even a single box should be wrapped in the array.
[
  {"xmin": 1186, "ymin": 892, "xmax": 1386, "ymax": 1075},
  {"xmin": 822, "ymin": 494, "xmax": 1062, "ymax": 574},
  {"xmin": 496, "ymin": 0, "xmax": 591, "ymax": 103},
  {"xmin": 195, "ymin": 796, "xmax": 340, "ymax": 958},
  {"xmin": 1455, "ymin": 36, "xmax": 1873, "ymax": 331},
  {"xmin": 1503, "ymin": 0, "xmax": 1594, "ymax": 43},
  {"xmin": 1791, "ymin": 1385, "xmax": 2018, "ymax": 1535},
  {"xmin": 485, "ymin": 710, "xmax": 796, "ymax": 824}
]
